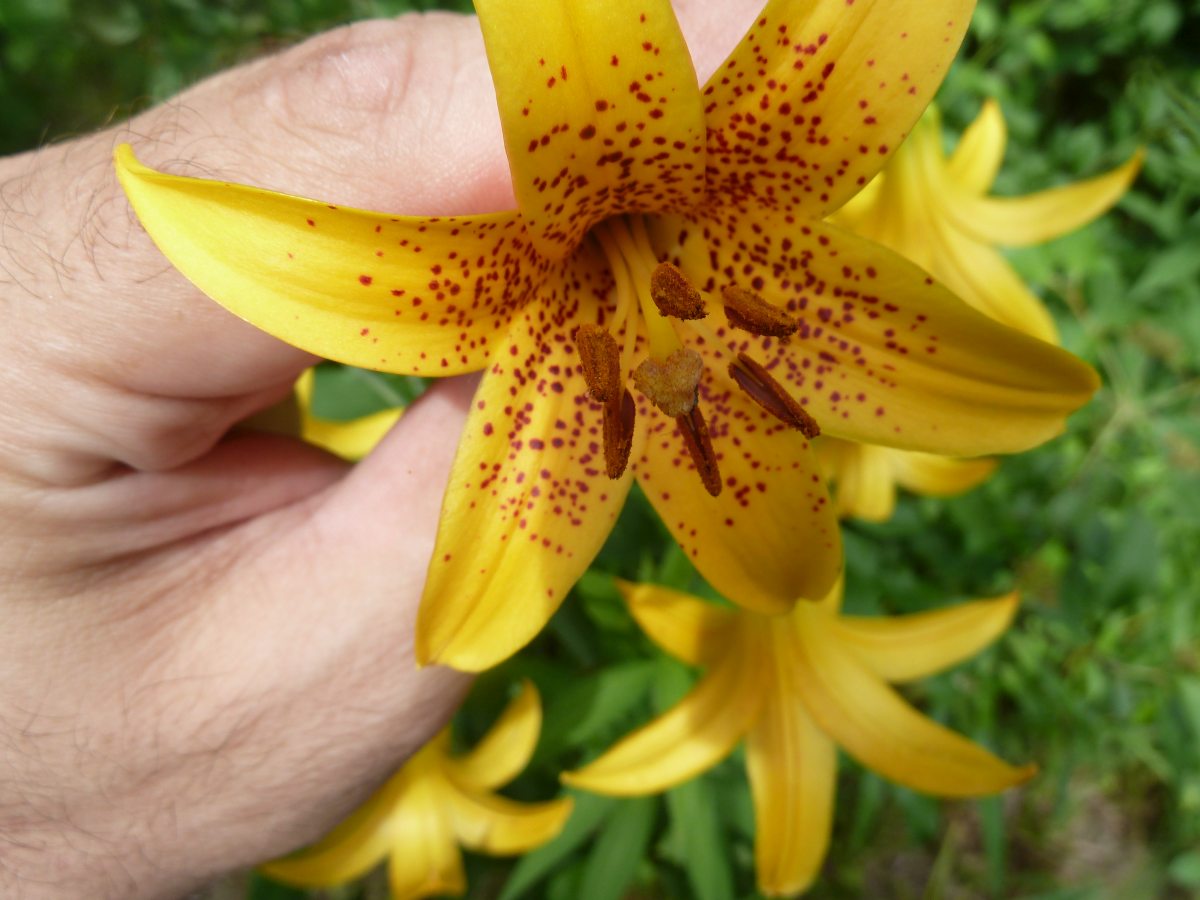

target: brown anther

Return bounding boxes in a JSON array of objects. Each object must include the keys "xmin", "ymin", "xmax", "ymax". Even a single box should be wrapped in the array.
[
  {"xmin": 601, "ymin": 389, "xmax": 636, "ymax": 479},
  {"xmin": 650, "ymin": 262, "xmax": 707, "ymax": 320},
  {"xmin": 574, "ymin": 323, "xmax": 621, "ymax": 403},
  {"xmin": 729, "ymin": 353, "xmax": 820, "ymax": 438},
  {"xmin": 676, "ymin": 405, "xmax": 722, "ymax": 497},
  {"xmin": 721, "ymin": 285, "xmax": 798, "ymax": 338},
  {"xmin": 632, "ymin": 348, "xmax": 703, "ymax": 418}
]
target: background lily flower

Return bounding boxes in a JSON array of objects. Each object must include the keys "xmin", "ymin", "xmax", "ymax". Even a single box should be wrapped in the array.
[
  {"xmin": 261, "ymin": 680, "xmax": 571, "ymax": 899},
  {"xmin": 821, "ymin": 101, "xmax": 1142, "ymax": 521},
  {"xmin": 116, "ymin": 0, "xmax": 1099, "ymax": 672},
  {"xmin": 294, "ymin": 368, "xmax": 404, "ymax": 461},
  {"xmin": 563, "ymin": 578, "xmax": 1031, "ymax": 897}
]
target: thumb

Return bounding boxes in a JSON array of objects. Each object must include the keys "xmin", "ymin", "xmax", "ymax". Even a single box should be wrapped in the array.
[{"xmin": 0, "ymin": 13, "xmax": 510, "ymax": 480}]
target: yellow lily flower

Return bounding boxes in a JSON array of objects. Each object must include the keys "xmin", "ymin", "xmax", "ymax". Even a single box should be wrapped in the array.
[
  {"xmin": 564, "ymin": 578, "xmax": 1031, "ymax": 896},
  {"xmin": 262, "ymin": 680, "xmax": 572, "ymax": 900},
  {"xmin": 294, "ymin": 368, "xmax": 404, "ymax": 461},
  {"xmin": 822, "ymin": 101, "xmax": 1142, "ymax": 521},
  {"xmin": 115, "ymin": 0, "xmax": 1098, "ymax": 671}
]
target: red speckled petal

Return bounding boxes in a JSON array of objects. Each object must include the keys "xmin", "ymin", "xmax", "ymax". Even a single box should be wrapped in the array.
[
  {"xmin": 417, "ymin": 250, "xmax": 638, "ymax": 672},
  {"xmin": 701, "ymin": 0, "xmax": 973, "ymax": 217},
  {"xmin": 634, "ymin": 361, "xmax": 841, "ymax": 614},
  {"xmin": 116, "ymin": 144, "xmax": 545, "ymax": 375},
  {"xmin": 475, "ymin": 0, "xmax": 706, "ymax": 260},
  {"xmin": 651, "ymin": 210, "xmax": 1099, "ymax": 456}
]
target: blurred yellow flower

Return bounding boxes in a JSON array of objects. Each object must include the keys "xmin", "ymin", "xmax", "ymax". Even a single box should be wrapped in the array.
[
  {"xmin": 564, "ymin": 579, "xmax": 1031, "ymax": 896},
  {"xmin": 821, "ymin": 101, "xmax": 1142, "ymax": 521},
  {"xmin": 117, "ymin": 0, "xmax": 1098, "ymax": 672},
  {"xmin": 262, "ymin": 681, "xmax": 571, "ymax": 900},
  {"xmin": 294, "ymin": 368, "xmax": 403, "ymax": 461}
]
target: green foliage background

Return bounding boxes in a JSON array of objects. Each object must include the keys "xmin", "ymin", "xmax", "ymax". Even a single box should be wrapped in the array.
[{"xmin": 2, "ymin": 0, "xmax": 1197, "ymax": 897}]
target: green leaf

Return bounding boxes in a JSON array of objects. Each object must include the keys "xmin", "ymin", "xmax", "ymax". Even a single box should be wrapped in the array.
[
  {"xmin": 663, "ymin": 776, "xmax": 735, "ymax": 900},
  {"xmin": 1168, "ymin": 851, "xmax": 1200, "ymax": 888},
  {"xmin": 245, "ymin": 872, "xmax": 312, "ymax": 899},
  {"xmin": 499, "ymin": 791, "xmax": 618, "ymax": 900},
  {"xmin": 536, "ymin": 661, "xmax": 658, "ymax": 763},
  {"xmin": 579, "ymin": 796, "xmax": 659, "ymax": 900}
]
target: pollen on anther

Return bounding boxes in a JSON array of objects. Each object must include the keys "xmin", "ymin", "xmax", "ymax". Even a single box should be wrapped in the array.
[
  {"xmin": 574, "ymin": 324, "xmax": 621, "ymax": 404},
  {"xmin": 721, "ymin": 285, "xmax": 797, "ymax": 337},
  {"xmin": 633, "ymin": 348, "xmax": 703, "ymax": 418},
  {"xmin": 649, "ymin": 262, "xmax": 706, "ymax": 320}
]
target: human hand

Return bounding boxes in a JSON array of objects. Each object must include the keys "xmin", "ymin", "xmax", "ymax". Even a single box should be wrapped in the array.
[{"xmin": 0, "ymin": 5, "xmax": 758, "ymax": 897}]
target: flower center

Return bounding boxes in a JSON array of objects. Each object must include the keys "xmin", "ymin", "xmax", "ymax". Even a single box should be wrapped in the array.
[{"xmin": 575, "ymin": 216, "xmax": 820, "ymax": 497}]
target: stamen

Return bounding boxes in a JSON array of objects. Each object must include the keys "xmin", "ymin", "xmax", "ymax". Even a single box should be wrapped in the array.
[
  {"xmin": 632, "ymin": 348, "xmax": 703, "ymax": 418},
  {"xmin": 729, "ymin": 353, "xmax": 820, "ymax": 437},
  {"xmin": 602, "ymin": 389, "xmax": 636, "ymax": 479},
  {"xmin": 676, "ymin": 405, "xmax": 722, "ymax": 497},
  {"xmin": 721, "ymin": 285, "xmax": 798, "ymax": 338},
  {"xmin": 650, "ymin": 263, "xmax": 707, "ymax": 320},
  {"xmin": 574, "ymin": 324, "xmax": 621, "ymax": 404}
]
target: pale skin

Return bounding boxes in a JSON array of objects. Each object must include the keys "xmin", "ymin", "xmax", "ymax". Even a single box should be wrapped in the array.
[{"xmin": 0, "ymin": 5, "xmax": 762, "ymax": 898}]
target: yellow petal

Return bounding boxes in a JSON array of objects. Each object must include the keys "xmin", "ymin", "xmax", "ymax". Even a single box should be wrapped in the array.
[
  {"xmin": 417, "ymin": 256, "xmax": 639, "ymax": 671},
  {"xmin": 941, "ymin": 148, "xmax": 1145, "ymax": 247},
  {"xmin": 946, "ymin": 99, "xmax": 1007, "ymax": 194},
  {"xmin": 825, "ymin": 171, "xmax": 884, "ymax": 233},
  {"xmin": 260, "ymin": 764, "xmax": 416, "ymax": 886},
  {"xmin": 890, "ymin": 449, "xmax": 998, "ymax": 497},
  {"xmin": 634, "ymin": 353, "xmax": 841, "ymax": 613},
  {"xmin": 790, "ymin": 604, "xmax": 1035, "ymax": 796},
  {"xmin": 618, "ymin": 579, "xmax": 738, "ymax": 667},
  {"xmin": 445, "ymin": 680, "xmax": 543, "ymax": 791},
  {"xmin": 115, "ymin": 144, "xmax": 543, "ymax": 375},
  {"xmin": 302, "ymin": 408, "xmax": 403, "ymax": 461},
  {"xmin": 816, "ymin": 437, "xmax": 897, "ymax": 522},
  {"xmin": 927, "ymin": 222, "xmax": 1061, "ymax": 343},
  {"xmin": 447, "ymin": 789, "xmax": 574, "ymax": 855},
  {"xmin": 475, "ymin": 0, "xmax": 705, "ymax": 259},
  {"xmin": 294, "ymin": 368, "xmax": 403, "ymax": 460},
  {"xmin": 563, "ymin": 640, "xmax": 765, "ymax": 795},
  {"xmin": 836, "ymin": 592, "xmax": 1019, "ymax": 683},
  {"xmin": 656, "ymin": 209, "xmax": 1099, "ymax": 456},
  {"xmin": 386, "ymin": 775, "xmax": 468, "ymax": 900},
  {"xmin": 701, "ymin": 0, "xmax": 973, "ymax": 216},
  {"xmin": 746, "ymin": 655, "xmax": 837, "ymax": 897}
]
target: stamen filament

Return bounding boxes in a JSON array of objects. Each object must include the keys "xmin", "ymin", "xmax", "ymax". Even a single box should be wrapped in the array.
[{"xmin": 604, "ymin": 219, "xmax": 680, "ymax": 360}]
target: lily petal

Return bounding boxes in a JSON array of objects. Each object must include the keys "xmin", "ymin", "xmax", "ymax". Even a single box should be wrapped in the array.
[
  {"xmin": 299, "ymin": 407, "xmax": 402, "ymax": 461},
  {"xmin": 890, "ymin": 448, "xmax": 998, "ymax": 498},
  {"xmin": 658, "ymin": 209, "xmax": 1099, "ymax": 455},
  {"xmin": 386, "ymin": 776, "xmax": 468, "ymax": 900},
  {"xmin": 618, "ymin": 579, "xmax": 739, "ymax": 666},
  {"xmin": 115, "ymin": 144, "xmax": 542, "ymax": 375},
  {"xmin": 746, "ymin": 659, "xmax": 837, "ymax": 897},
  {"xmin": 635, "ymin": 360, "xmax": 841, "ymax": 613},
  {"xmin": 941, "ymin": 149, "xmax": 1145, "ymax": 247},
  {"xmin": 836, "ymin": 593, "xmax": 1019, "ymax": 683},
  {"xmin": 445, "ymin": 680, "xmax": 543, "ymax": 791},
  {"xmin": 816, "ymin": 437, "xmax": 896, "ymax": 522},
  {"xmin": 447, "ymin": 789, "xmax": 574, "ymax": 855},
  {"xmin": 791, "ymin": 604, "xmax": 1035, "ymax": 796},
  {"xmin": 563, "ymin": 643, "xmax": 765, "ymax": 795},
  {"xmin": 417, "ymin": 255, "xmax": 638, "ymax": 671},
  {"xmin": 928, "ymin": 221, "xmax": 1061, "ymax": 342},
  {"xmin": 475, "ymin": 0, "xmax": 705, "ymax": 259},
  {"xmin": 946, "ymin": 100, "xmax": 1007, "ymax": 194},
  {"xmin": 701, "ymin": 0, "xmax": 973, "ymax": 217},
  {"xmin": 260, "ymin": 765, "xmax": 414, "ymax": 886}
]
